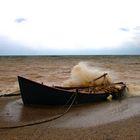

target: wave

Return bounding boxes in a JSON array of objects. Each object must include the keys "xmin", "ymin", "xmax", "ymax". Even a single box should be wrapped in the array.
[
  {"xmin": 63, "ymin": 62, "xmax": 140, "ymax": 97},
  {"xmin": 127, "ymin": 84, "xmax": 140, "ymax": 97},
  {"xmin": 63, "ymin": 62, "xmax": 112, "ymax": 87}
]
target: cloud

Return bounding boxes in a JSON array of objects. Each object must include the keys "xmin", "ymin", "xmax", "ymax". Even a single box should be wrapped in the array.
[
  {"xmin": 0, "ymin": 36, "xmax": 36, "ymax": 55},
  {"xmin": 119, "ymin": 28, "xmax": 129, "ymax": 32},
  {"xmin": 131, "ymin": 26, "xmax": 140, "ymax": 47},
  {"xmin": 0, "ymin": 0, "xmax": 140, "ymax": 55},
  {"xmin": 15, "ymin": 18, "xmax": 27, "ymax": 23},
  {"xmin": 0, "ymin": 34, "xmax": 140, "ymax": 55}
]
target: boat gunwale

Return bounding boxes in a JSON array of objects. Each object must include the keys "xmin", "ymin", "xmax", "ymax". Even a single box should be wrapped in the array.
[{"xmin": 18, "ymin": 76, "xmax": 126, "ymax": 95}]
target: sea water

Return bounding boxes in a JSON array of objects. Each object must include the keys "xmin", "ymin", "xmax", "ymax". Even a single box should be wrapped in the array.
[{"xmin": 0, "ymin": 55, "xmax": 140, "ymax": 96}]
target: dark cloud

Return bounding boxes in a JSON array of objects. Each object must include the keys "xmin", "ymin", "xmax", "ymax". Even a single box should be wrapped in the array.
[
  {"xmin": 78, "ymin": 47, "xmax": 140, "ymax": 55},
  {"xmin": 15, "ymin": 18, "xmax": 27, "ymax": 23},
  {"xmin": 0, "ymin": 36, "xmax": 59, "ymax": 55},
  {"xmin": 119, "ymin": 28, "xmax": 129, "ymax": 32},
  {"xmin": 0, "ymin": 36, "xmax": 35, "ymax": 55},
  {"xmin": 0, "ymin": 36, "xmax": 140, "ymax": 55}
]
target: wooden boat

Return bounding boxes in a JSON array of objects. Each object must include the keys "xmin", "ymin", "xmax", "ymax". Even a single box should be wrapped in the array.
[{"xmin": 18, "ymin": 76, "xmax": 126, "ymax": 105}]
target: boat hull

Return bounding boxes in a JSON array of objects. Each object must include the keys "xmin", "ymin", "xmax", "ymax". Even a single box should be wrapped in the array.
[{"xmin": 18, "ymin": 76, "xmax": 126, "ymax": 105}]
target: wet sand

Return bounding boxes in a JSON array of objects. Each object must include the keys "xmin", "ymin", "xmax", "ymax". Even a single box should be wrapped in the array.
[{"xmin": 0, "ymin": 96, "xmax": 140, "ymax": 140}]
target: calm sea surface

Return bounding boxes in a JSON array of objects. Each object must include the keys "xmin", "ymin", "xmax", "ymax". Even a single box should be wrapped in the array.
[{"xmin": 0, "ymin": 55, "xmax": 140, "ymax": 95}]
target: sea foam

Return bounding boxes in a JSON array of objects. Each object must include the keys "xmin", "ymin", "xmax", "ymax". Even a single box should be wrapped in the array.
[{"xmin": 63, "ymin": 62, "xmax": 112, "ymax": 87}]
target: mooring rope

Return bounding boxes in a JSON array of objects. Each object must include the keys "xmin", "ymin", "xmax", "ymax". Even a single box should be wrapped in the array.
[
  {"xmin": 0, "ymin": 92, "xmax": 77, "ymax": 130},
  {"xmin": 0, "ymin": 90, "xmax": 20, "ymax": 97}
]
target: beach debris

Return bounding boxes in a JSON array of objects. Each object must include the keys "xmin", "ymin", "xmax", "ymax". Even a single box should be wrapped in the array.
[{"xmin": 107, "ymin": 94, "xmax": 113, "ymax": 101}]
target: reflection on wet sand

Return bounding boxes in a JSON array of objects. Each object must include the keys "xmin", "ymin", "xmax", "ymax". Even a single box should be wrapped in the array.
[{"xmin": 0, "ymin": 96, "xmax": 140, "ymax": 129}]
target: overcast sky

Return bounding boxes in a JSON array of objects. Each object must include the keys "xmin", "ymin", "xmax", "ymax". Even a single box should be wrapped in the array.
[{"xmin": 0, "ymin": 0, "xmax": 140, "ymax": 55}]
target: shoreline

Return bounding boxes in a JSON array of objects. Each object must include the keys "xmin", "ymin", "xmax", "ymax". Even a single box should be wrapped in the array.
[{"xmin": 0, "ymin": 96, "xmax": 140, "ymax": 140}]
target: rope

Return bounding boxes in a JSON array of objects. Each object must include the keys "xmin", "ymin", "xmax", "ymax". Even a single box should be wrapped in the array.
[
  {"xmin": 0, "ymin": 90, "xmax": 20, "ymax": 97},
  {"xmin": 64, "ymin": 92, "xmax": 76, "ymax": 106},
  {"xmin": 0, "ymin": 92, "xmax": 77, "ymax": 130}
]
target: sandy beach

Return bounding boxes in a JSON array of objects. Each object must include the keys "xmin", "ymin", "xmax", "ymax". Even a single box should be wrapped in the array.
[{"xmin": 0, "ymin": 96, "xmax": 140, "ymax": 140}]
